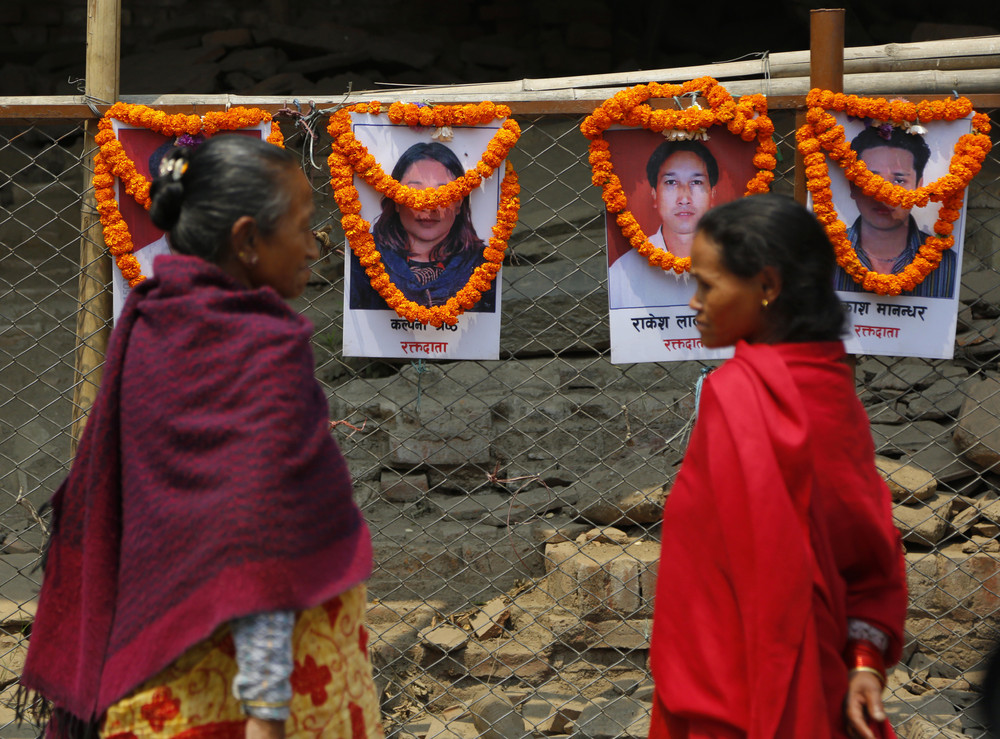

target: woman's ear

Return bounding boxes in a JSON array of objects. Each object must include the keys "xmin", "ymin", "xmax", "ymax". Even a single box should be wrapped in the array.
[
  {"xmin": 230, "ymin": 215, "xmax": 259, "ymax": 267},
  {"xmin": 760, "ymin": 265, "xmax": 782, "ymax": 305}
]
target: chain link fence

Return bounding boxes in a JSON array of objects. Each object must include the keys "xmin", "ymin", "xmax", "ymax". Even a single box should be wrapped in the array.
[{"xmin": 2, "ymin": 105, "xmax": 1000, "ymax": 737}]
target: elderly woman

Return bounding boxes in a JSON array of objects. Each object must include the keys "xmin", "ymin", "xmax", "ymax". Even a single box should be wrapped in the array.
[
  {"xmin": 648, "ymin": 194, "xmax": 907, "ymax": 739},
  {"xmin": 21, "ymin": 135, "xmax": 383, "ymax": 739},
  {"xmin": 349, "ymin": 141, "xmax": 494, "ymax": 311}
]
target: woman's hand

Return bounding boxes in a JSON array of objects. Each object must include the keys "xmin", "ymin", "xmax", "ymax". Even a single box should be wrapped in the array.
[
  {"xmin": 844, "ymin": 670, "xmax": 886, "ymax": 739},
  {"xmin": 246, "ymin": 717, "xmax": 285, "ymax": 739}
]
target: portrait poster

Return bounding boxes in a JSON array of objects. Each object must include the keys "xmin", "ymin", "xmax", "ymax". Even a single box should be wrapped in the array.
[
  {"xmin": 342, "ymin": 113, "xmax": 503, "ymax": 360},
  {"xmin": 820, "ymin": 114, "xmax": 970, "ymax": 359},
  {"xmin": 604, "ymin": 127, "xmax": 758, "ymax": 364},
  {"xmin": 109, "ymin": 121, "xmax": 269, "ymax": 321}
]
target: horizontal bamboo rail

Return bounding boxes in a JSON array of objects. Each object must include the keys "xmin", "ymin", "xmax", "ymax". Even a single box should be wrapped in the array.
[
  {"xmin": 518, "ymin": 35, "xmax": 1000, "ymax": 90},
  {"xmin": 2, "ymin": 36, "xmax": 998, "ymax": 121}
]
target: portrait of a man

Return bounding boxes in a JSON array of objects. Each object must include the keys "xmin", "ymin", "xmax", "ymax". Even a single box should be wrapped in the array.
[
  {"xmin": 607, "ymin": 140, "xmax": 719, "ymax": 309},
  {"xmin": 834, "ymin": 126, "xmax": 957, "ymax": 299},
  {"xmin": 647, "ymin": 140, "xmax": 719, "ymax": 256},
  {"xmin": 602, "ymin": 128, "xmax": 756, "ymax": 362}
]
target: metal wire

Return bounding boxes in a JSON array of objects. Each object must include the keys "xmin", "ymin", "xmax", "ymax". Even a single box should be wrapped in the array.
[{"xmin": 1, "ymin": 109, "xmax": 999, "ymax": 738}]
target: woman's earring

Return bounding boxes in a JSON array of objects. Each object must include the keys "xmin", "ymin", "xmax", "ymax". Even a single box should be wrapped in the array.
[
  {"xmin": 240, "ymin": 251, "xmax": 259, "ymax": 267},
  {"xmin": 761, "ymin": 298, "xmax": 769, "ymax": 309}
]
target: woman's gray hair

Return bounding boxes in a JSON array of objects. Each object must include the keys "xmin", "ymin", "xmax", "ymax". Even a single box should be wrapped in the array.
[{"xmin": 149, "ymin": 134, "xmax": 298, "ymax": 263}]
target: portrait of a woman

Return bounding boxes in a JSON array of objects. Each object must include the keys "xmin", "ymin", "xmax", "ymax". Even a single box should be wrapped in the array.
[{"xmin": 349, "ymin": 141, "xmax": 496, "ymax": 312}]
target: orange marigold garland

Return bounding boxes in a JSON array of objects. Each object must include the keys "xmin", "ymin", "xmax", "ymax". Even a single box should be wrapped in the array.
[
  {"xmin": 93, "ymin": 103, "xmax": 284, "ymax": 287},
  {"xmin": 796, "ymin": 89, "xmax": 991, "ymax": 296},
  {"xmin": 581, "ymin": 77, "xmax": 776, "ymax": 274},
  {"xmin": 327, "ymin": 102, "xmax": 521, "ymax": 326}
]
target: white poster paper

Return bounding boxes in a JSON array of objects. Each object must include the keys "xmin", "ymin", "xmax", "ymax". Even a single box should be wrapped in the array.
[
  {"xmin": 342, "ymin": 114, "xmax": 504, "ymax": 360},
  {"xmin": 822, "ymin": 114, "xmax": 970, "ymax": 359},
  {"xmin": 603, "ymin": 127, "xmax": 758, "ymax": 364}
]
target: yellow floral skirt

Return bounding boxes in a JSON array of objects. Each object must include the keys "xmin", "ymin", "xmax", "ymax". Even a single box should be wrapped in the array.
[{"xmin": 100, "ymin": 585, "xmax": 384, "ymax": 739}]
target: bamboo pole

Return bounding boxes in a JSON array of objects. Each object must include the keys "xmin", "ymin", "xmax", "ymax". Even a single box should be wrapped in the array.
[
  {"xmin": 0, "ymin": 89, "xmax": 1000, "ymax": 120},
  {"xmin": 517, "ymin": 35, "xmax": 1000, "ymax": 91},
  {"xmin": 71, "ymin": 0, "xmax": 120, "ymax": 452},
  {"xmin": 4, "ymin": 84, "xmax": 1000, "ymax": 120},
  {"xmin": 82, "ymin": 65, "xmax": 994, "ymax": 107},
  {"xmin": 2, "ymin": 36, "xmax": 998, "ymax": 119}
]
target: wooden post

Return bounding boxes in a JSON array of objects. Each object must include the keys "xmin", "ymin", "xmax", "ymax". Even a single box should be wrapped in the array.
[
  {"xmin": 794, "ymin": 8, "xmax": 845, "ymax": 204},
  {"xmin": 71, "ymin": 0, "xmax": 120, "ymax": 451}
]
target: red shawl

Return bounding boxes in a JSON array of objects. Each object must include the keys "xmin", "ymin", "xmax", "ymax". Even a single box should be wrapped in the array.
[
  {"xmin": 649, "ymin": 341, "xmax": 906, "ymax": 738},
  {"xmin": 22, "ymin": 255, "xmax": 372, "ymax": 731}
]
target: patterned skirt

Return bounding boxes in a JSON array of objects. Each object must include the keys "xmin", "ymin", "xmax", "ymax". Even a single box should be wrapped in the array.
[{"xmin": 100, "ymin": 584, "xmax": 384, "ymax": 739}]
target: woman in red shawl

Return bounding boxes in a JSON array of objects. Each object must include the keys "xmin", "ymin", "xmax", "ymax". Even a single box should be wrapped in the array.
[
  {"xmin": 21, "ymin": 136, "xmax": 382, "ymax": 739},
  {"xmin": 648, "ymin": 194, "xmax": 907, "ymax": 739}
]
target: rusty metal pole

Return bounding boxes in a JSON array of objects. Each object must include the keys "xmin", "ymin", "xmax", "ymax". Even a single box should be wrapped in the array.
[
  {"xmin": 794, "ymin": 8, "xmax": 845, "ymax": 204},
  {"xmin": 796, "ymin": 9, "xmax": 855, "ymax": 370},
  {"xmin": 71, "ymin": 0, "xmax": 120, "ymax": 451}
]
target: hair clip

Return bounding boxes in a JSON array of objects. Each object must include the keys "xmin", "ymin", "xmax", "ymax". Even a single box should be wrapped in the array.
[{"xmin": 159, "ymin": 156, "xmax": 188, "ymax": 182}]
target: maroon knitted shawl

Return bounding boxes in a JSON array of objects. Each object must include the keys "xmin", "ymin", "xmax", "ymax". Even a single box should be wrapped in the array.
[{"xmin": 21, "ymin": 255, "xmax": 372, "ymax": 731}]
